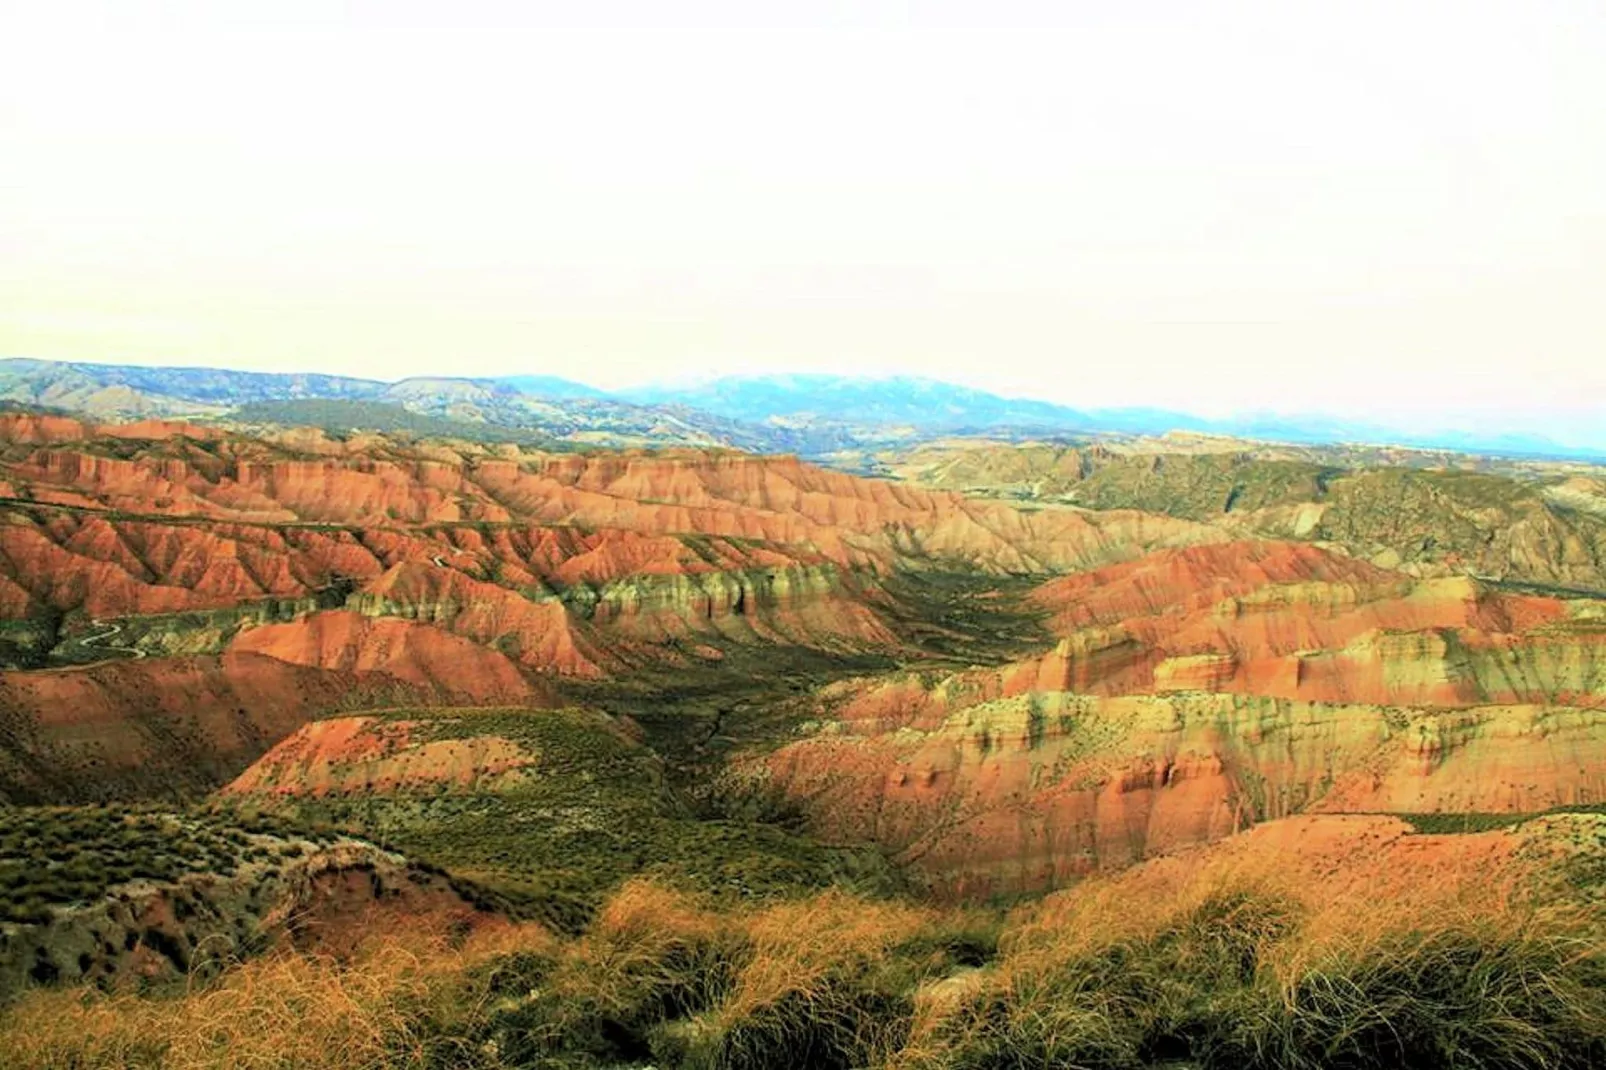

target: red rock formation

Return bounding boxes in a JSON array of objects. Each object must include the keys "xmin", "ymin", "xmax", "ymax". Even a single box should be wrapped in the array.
[
  {"xmin": 230, "ymin": 611, "xmax": 545, "ymax": 695},
  {"xmin": 760, "ymin": 679, "xmax": 1606, "ymax": 899},
  {"xmin": 0, "ymin": 430, "xmax": 1216, "ymax": 774},
  {"xmin": 1, "ymin": 428, "xmax": 1214, "ymax": 569},
  {"xmin": 1029, "ymin": 540, "xmax": 1400, "ymax": 631},
  {"xmin": 750, "ymin": 540, "xmax": 1606, "ymax": 898},
  {"xmin": 101, "ymin": 419, "xmax": 222, "ymax": 442},
  {"xmin": 0, "ymin": 423, "xmax": 1177, "ymax": 799},
  {"xmin": 0, "ymin": 637, "xmax": 545, "ymax": 802},
  {"xmin": 0, "ymin": 412, "xmax": 91, "ymax": 445},
  {"xmin": 222, "ymin": 715, "xmax": 540, "ymax": 796},
  {"xmin": 9, "ymin": 417, "xmax": 1604, "ymax": 909},
  {"xmin": 1022, "ymin": 542, "xmax": 1601, "ymax": 708}
]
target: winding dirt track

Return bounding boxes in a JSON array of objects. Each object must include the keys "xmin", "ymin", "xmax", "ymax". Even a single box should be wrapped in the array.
[{"xmin": 74, "ymin": 620, "xmax": 147, "ymax": 660}]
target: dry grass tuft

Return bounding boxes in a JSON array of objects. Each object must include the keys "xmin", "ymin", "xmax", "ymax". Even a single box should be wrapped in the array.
[
  {"xmin": 0, "ymin": 916, "xmax": 556, "ymax": 1070},
  {"xmin": 669, "ymin": 890, "xmax": 981, "ymax": 1069},
  {"xmin": 893, "ymin": 834, "xmax": 1606, "ymax": 1070}
]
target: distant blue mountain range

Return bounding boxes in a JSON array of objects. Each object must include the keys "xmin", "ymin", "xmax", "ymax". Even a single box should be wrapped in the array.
[
  {"xmin": 1, "ymin": 358, "xmax": 1599, "ymax": 462},
  {"xmin": 621, "ymin": 373, "xmax": 1603, "ymax": 461},
  {"xmin": 620, "ymin": 374, "xmax": 1098, "ymax": 430},
  {"xmin": 493, "ymin": 375, "xmax": 609, "ymax": 401}
]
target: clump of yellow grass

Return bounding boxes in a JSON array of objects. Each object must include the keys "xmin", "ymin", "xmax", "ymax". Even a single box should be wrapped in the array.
[
  {"xmin": 892, "ymin": 817, "xmax": 1606, "ymax": 1070},
  {"xmin": 666, "ymin": 888, "xmax": 976, "ymax": 1069},
  {"xmin": 0, "ymin": 914, "xmax": 556, "ymax": 1070}
]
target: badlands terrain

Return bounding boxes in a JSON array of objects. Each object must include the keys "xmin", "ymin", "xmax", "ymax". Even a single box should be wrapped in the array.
[{"xmin": 1, "ymin": 407, "xmax": 1604, "ymax": 1068}]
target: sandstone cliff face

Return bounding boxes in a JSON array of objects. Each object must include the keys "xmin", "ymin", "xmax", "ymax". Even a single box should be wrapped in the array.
[
  {"xmin": 585, "ymin": 564, "xmax": 901, "ymax": 651},
  {"xmin": 762, "ymin": 679, "xmax": 1606, "ymax": 899},
  {"xmin": 229, "ymin": 610, "xmax": 545, "ymax": 695},
  {"xmin": 345, "ymin": 566, "xmax": 604, "ymax": 676},
  {"xmin": 0, "ymin": 413, "xmax": 93, "ymax": 446}
]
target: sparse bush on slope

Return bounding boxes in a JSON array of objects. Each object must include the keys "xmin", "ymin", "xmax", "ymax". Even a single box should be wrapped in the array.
[{"xmin": 0, "ymin": 805, "xmax": 328, "ymax": 925}]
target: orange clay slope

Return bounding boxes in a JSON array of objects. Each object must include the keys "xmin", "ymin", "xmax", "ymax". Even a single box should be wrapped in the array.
[
  {"xmin": 758, "ymin": 539, "xmax": 1606, "ymax": 899},
  {"xmin": 0, "ymin": 413, "xmax": 1217, "ymax": 673},
  {"xmin": 1023, "ymin": 540, "xmax": 1603, "ymax": 706},
  {"xmin": 0, "ymin": 644, "xmax": 552, "ymax": 802},
  {"xmin": 0, "ymin": 414, "xmax": 1212, "ymax": 800},
  {"xmin": 220, "ymin": 715, "xmax": 545, "ymax": 797}
]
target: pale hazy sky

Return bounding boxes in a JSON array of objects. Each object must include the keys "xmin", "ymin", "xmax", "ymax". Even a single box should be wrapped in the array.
[{"xmin": 2, "ymin": 2, "xmax": 1603, "ymax": 443}]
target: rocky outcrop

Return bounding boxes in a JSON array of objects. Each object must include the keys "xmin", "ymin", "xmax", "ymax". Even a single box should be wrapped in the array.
[{"xmin": 585, "ymin": 564, "xmax": 901, "ymax": 652}]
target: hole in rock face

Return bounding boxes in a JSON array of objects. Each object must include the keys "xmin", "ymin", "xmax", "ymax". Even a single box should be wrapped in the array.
[
  {"xmin": 139, "ymin": 928, "xmax": 190, "ymax": 972},
  {"xmin": 29, "ymin": 951, "xmax": 60, "ymax": 984}
]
